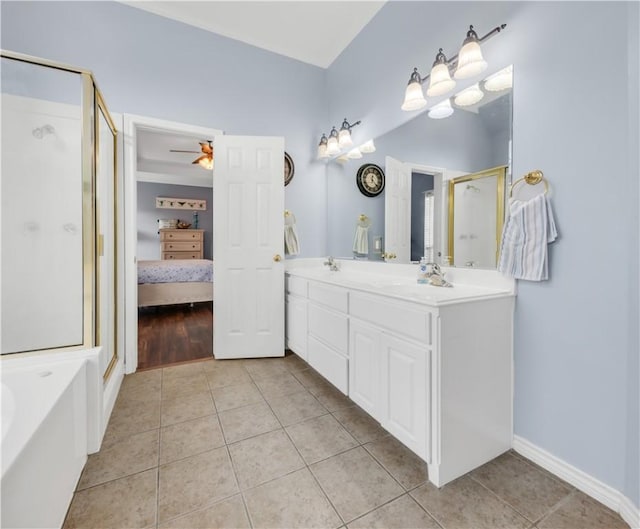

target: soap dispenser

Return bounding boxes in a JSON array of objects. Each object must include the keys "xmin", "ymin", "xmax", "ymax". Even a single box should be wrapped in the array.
[{"xmin": 417, "ymin": 257, "xmax": 429, "ymax": 284}]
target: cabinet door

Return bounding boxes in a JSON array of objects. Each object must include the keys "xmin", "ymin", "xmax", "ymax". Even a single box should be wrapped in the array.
[
  {"xmin": 349, "ymin": 320, "xmax": 382, "ymax": 420},
  {"xmin": 286, "ymin": 295, "xmax": 308, "ymax": 360},
  {"xmin": 380, "ymin": 333, "xmax": 430, "ymax": 460}
]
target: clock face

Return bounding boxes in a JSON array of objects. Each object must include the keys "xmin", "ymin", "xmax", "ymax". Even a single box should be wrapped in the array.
[{"xmin": 356, "ymin": 164, "xmax": 385, "ymax": 197}]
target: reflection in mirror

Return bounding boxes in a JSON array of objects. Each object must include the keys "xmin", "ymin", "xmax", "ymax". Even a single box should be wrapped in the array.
[
  {"xmin": 448, "ymin": 166, "xmax": 506, "ymax": 268},
  {"xmin": 326, "ymin": 65, "xmax": 513, "ymax": 270}
]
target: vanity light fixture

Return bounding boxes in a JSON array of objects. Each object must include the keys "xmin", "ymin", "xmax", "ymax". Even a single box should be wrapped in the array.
[
  {"xmin": 454, "ymin": 25, "xmax": 488, "ymax": 79},
  {"xmin": 359, "ymin": 139, "xmax": 376, "ymax": 154},
  {"xmin": 428, "ymin": 98, "xmax": 454, "ymax": 119},
  {"xmin": 400, "ymin": 23, "xmax": 506, "ymax": 111},
  {"xmin": 317, "ymin": 133, "xmax": 329, "ymax": 159},
  {"xmin": 484, "ymin": 64, "xmax": 513, "ymax": 91},
  {"xmin": 317, "ymin": 118, "xmax": 363, "ymax": 159},
  {"xmin": 348, "ymin": 147, "xmax": 363, "ymax": 159},
  {"xmin": 454, "ymin": 83, "xmax": 484, "ymax": 107},
  {"xmin": 338, "ymin": 118, "xmax": 362, "ymax": 149},
  {"xmin": 427, "ymin": 49, "xmax": 456, "ymax": 97},
  {"xmin": 326, "ymin": 127, "xmax": 340, "ymax": 156}
]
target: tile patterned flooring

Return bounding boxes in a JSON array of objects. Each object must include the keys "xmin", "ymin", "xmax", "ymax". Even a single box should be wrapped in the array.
[{"xmin": 64, "ymin": 354, "xmax": 630, "ymax": 529}]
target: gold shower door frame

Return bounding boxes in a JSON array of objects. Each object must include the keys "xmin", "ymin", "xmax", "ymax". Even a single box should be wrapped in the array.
[{"xmin": 1, "ymin": 50, "xmax": 119, "ymax": 380}]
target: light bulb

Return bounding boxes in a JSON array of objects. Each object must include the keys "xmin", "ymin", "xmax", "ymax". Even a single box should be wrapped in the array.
[
  {"xmin": 401, "ymin": 68, "xmax": 427, "ymax": 111},
  {"xmin": 484, "ymin": 65, "xmax": 513, "ymax": 91},
  {"xmin": 359, "ymin": 139, "xmax": 376, "ymax": 154},
  {"xmin": 428, "ymin": 99, "xmax": 454, "ymax": 119},
  {"xmin": 454, "ymin": 26, "xmax": 487, "ymax": 79},
  {"xmin": 454, "ymin": 83, "xmax": 484, "ymax": 106},
  {"xmin": 347, "ymin": 147, "xmax": 362, "ymax": 159},
  {"xmin": 427, "ymin": 49, "xmax": 456, "ymax": 97}
]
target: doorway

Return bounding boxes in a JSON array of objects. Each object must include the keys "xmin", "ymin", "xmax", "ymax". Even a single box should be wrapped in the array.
[{"xmin": 123, "ymin": 115, "xmax": 222, "ymax": 373}]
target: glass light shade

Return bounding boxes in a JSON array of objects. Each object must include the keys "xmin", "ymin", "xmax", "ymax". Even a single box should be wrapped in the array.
[
  {"xmin": 427, "ymin": 63, "xmax": 456, "ymax": 97},
  {"xmin": 199, "ymin": 157, "xmax": 213, "ymax": 170},
  {"xmin": 347, "ymin": 147, "xmax": 362, "ymax": 159},
  {"xmin": 401, "ymin": 81, "xmax": 427, "ymax": 111},
  {"xmin": 454, "ymin": 83, "xmax": 484, "ymax": 107},
  {"xmin": 359, "ymin": 139, "xmax": 376, "ymax": 154},
  {"xmin": 336, "ymin": 155, "xmax": 349, "ymax": 164},
  {"xmin": 338, "ymin": 128, "xmax": 353, "ymax": 148},
  {"xmin": 326, "ymin": 135, "xmax": 340, "ymax": 156},
  {"xmin": 454, "ymin": 40, "xmax": 487, "ymax": 79},
  {"xmin": 484, "ymin": 65, "xmax": 513, "ymax": 91},
  {"xmin": 428, "ymin": 99, "xmax": 454, "ymax": 119},
  {"xmin": 317, "ymin": 142, "xmax": 328, "ymax": 159}
]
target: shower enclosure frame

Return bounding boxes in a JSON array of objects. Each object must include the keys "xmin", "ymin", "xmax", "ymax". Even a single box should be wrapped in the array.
[{"xmin": 1, "ymin": 50, "xmax": 119, "ymax": 380}]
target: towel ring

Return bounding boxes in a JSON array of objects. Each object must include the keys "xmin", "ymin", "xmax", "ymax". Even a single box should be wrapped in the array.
[{"xmin": 510, "ymin": 170, "xmax": 549, "ymax": 197}]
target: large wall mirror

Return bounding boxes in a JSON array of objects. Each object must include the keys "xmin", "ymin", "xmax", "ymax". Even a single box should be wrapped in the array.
[{"xmin": 326, "ymin": 65, "xmax": 513, "ymax": 270}]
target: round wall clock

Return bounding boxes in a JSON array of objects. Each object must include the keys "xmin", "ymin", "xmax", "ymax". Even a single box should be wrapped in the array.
[
  {"xmin": 356, "ymin": 163, "xmax": 385, "ymax": 197},
  {"xmin": 284, "ymin": 152, "xmax": 295, "ymax": 186}
]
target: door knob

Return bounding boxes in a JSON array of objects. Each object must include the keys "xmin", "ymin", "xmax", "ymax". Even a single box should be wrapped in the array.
[{"xmin": 273, "ymin": 254, "xmax": 282, "ymax": 262}]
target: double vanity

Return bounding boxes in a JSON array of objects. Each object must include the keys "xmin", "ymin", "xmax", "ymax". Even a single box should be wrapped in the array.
[{"xmin": 285, "ymin": 258, "xmax": 515, "ymax": 487}]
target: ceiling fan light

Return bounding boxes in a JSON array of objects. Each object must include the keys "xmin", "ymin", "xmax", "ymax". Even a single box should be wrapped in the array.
[
  {"xmin": 454, "ymin": 26, "xmax": 487, "ymax": 79},
  {"xmin": 484, "ymin": 65, "xmax": 513, "ymax": 91},
  {"xmin": 428, "ymin": 98, "xmax": 454, "ymax": 119},
  {"xmin": 454, "ymin": 83, "xmax": 484, "ymax": 106},
  {"xmin": 359, "ymin": 139, "xmax": 376, "ymax": 154},
  {"xmin": 198, "ymin": 156, "xmax": 213, "ymax": 170}
]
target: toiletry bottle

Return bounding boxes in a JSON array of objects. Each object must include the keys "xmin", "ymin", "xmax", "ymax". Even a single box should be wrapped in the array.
[{"xmin": 417, "ymin": 257, "xmax": 429, "ymax": 284}]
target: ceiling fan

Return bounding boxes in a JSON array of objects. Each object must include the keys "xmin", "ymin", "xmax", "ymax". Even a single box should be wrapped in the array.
[{"xmin": 170, "ymin": 140, "xmax": 213, "ymax": 170}]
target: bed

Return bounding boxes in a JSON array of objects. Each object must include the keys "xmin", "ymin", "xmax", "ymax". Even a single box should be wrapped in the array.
[{"xmin": 137, "ymin": 259, "xmax": 213, "ymax": 307}]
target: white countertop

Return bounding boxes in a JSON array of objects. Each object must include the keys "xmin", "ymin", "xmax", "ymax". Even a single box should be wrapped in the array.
[{"xmin": 285, "ymin": 258, "xmax": 515, "ymax": 307}]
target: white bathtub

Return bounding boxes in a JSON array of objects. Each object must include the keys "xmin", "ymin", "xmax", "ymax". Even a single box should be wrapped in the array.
[{"xmin": 1, "ymin": 358, "xmax": 89, "ymax": 529}]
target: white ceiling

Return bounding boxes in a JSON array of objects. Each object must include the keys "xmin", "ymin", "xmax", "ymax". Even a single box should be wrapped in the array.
[{"xmin": 120, "ymin": 1, "xmax": 386, "ymax": 68}]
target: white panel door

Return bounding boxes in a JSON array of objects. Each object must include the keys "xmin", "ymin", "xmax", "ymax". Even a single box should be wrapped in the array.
[
  {"xmin": 213, "ymin": 135, "xmax": 284, "ymax": 358},
  {"xmin": 384, "ymin": 156, "xmax": 411, "ymax": 263},
  {"xmin": 380, "ymin": 332, "xmax": 430, "ymax": 460}
]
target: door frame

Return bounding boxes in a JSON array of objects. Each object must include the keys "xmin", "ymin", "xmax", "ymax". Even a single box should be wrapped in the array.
[{"xmin": 122, "ymin": 114, "xmax": 222, "ymax": 374}]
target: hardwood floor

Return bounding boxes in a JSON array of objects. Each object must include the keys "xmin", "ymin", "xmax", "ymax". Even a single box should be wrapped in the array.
[{"xmin": 137, "ymin": 302, "xmax": 213, "ymax": 370}]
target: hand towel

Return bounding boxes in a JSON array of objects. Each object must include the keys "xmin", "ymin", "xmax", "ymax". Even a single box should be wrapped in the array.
[
  {"xmin": 353, "ymin": 216, "xmax": 371, "ymax": 255},
  {"xmin": 498, "ymin": 193, "xmax": 558, "ymax": 281},
  {"xmin": 284, "ymin": 212, "xmax": 300, "ymax": 255}
]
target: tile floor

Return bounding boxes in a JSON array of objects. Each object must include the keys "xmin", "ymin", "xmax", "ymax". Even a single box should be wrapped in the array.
[{"xmin": 64, "ymin": 354, "xmax": 630, "ymax": 529}]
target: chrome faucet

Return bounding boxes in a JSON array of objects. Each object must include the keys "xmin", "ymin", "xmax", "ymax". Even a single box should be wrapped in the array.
[{"xmin": 324, "ymin": 256, "xmax": 339, "ymax": 271}]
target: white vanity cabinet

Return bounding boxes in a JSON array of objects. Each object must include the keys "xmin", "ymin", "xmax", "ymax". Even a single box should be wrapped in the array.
[{"xmin": 284, "ymin": 266, "xmax": 515, "ymax": 488}]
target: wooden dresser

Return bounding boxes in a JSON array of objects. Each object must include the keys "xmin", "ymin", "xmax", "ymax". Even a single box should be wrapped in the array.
[{"xmin": 159, "ymin": 229, "xmax": 204, "ymax": 260}]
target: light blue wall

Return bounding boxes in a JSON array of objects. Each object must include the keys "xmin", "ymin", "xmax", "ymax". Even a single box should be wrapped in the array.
[
  {"xmin": 625, "ymin": 1, "xmax": 640, "ymax": 508},
  {"xmin": 0, "ymin": 0, "xmax": 328, "ymax": 258},
  {"xmin": 327, "ymin": 0, "xmax": 639, "ymax": 508},
  {"xmin": 136, "ymin": 183, "xmax": 213, "ymax": 261}
]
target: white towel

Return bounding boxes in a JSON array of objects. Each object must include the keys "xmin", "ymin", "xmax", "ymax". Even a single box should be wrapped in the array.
[
  {"xmin": 284, "ymin": 212, "xmax": 300, "ymax": 255},
  {"xmin": 498, "ymin": 193, "xmax": 557, "ymax": 281},
  {"xmin": 353, "ymin": 225, "xmax": 369, "ymax": 254}
]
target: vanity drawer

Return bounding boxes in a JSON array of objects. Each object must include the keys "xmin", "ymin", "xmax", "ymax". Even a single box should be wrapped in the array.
[
  {"xmin": 308, "ymin": 303, "xmax": 348, "ymax": 355},
  {"xmin": 286, "ymin": 275, "xmax": 308, "ymax": 297},
  {"xmin": 308, "ymin": 282, "xmax": 348, "ymax": 313},
  {"xmin": 350, "ymin": 292, "xmax": 432, "ymax": 344},
  {"xmin": 162, "ymin": 241, "xmax": 201, "ymax": 252},
  {"xmin": 307, "ymin": 335, "xmax": 348, "ymax": 394}
]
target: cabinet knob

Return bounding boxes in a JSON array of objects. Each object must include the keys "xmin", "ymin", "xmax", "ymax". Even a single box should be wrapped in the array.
[{"xmin": 273, "ymin": 254, "xmax": 282, "ymax": 262}]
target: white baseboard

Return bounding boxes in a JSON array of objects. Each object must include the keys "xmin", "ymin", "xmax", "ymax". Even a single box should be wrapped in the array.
[{"xmin": 513, "ymin": 435, "xmax": 639, "ymax": 529}]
